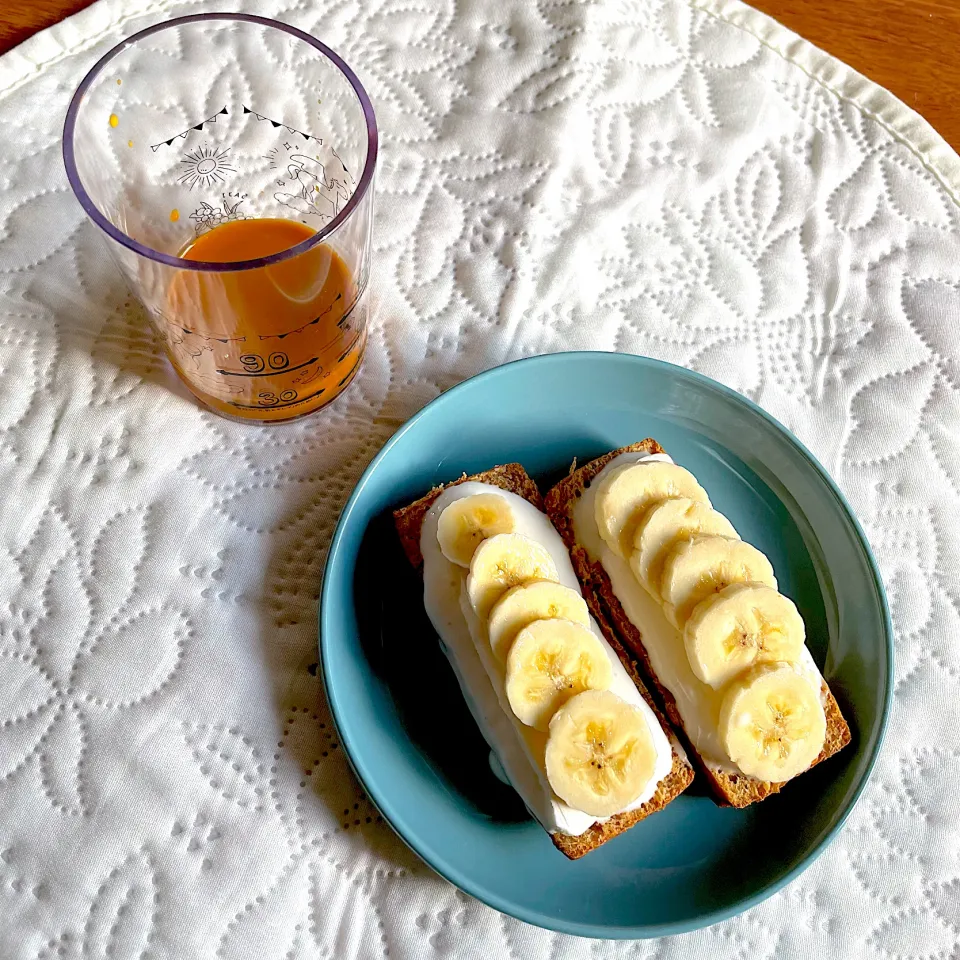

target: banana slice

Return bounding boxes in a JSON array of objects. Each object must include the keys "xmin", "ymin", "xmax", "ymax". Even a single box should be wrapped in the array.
[
  {"xmin": 504, "ymin": 619, "xmax": 613, "ymax": 730},
  {"xmin": 488, "ymin": 580, "xmax": 590, "ymax": 663},
  {"xmin": 437, "ymin": 493, "xmax": 515, "ymax": 567},
  {"xmin": 630, "ymin": 498, "xmax": 739, "ymax": 599},
  {"xmin": 594, "ymin": 461, "xmax": 711, "ymax": 558},
  {"xmin": 719, "ymin": 661, "xmax": 826, "ymax": 781},
  {"xmin": 545, "ymin": 689, "xmax": 656, "ymax": 817},
  {"xmin": 684, "ymin": 582, "xmax": 805, "ymax": 688},
  {"xmin": 660, "ymin": 535, "xmax": 777, "ymax": 630},
  {"xmin": 466, "ymin": 533, "xmax": 559, "ymax": 619}
]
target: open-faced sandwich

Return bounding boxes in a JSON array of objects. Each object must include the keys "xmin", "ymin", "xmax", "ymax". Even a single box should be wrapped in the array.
[
  {"xmin": 545, "ymin": 441, "xmax": 851, "ymax": 808},
  {"xmin": 394, "ymin": 463, "xmax": 694, "ymax": 858}
]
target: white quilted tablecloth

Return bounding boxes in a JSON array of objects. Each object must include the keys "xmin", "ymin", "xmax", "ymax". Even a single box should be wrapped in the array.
[{"xmin": 1, "ymin": 0, "xmax": 959, "ymax": 956}]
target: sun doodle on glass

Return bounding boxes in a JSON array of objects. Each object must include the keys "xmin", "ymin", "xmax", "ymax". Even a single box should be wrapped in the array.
[{"xmin": 178, "ymin": 144, "xmax": 235, "ymax": 190}]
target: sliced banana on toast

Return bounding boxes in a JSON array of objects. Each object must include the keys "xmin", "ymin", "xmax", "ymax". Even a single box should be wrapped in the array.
[
  {"xmin": 504, "ymin": 619, "xmax": 613, "ymax": 729},
  {"xmin": 684, "ymin": 582, "xmax": 805, "ymax": 688},
  {"xmin": 466, "ymin": 532, "xmax": 559, "ymax": 619},
  {"xmin": 630, "ymin": 497, "xmax": 739, "ymax": 599},
  {"xmin": 660, "ymin": 534, "xmax": 777, "ymax": 629},
  {"xmin": 545, "ymin": 689, "xmax": 657, "ymax": 818},
  {"xmin": 488, "ymin": 580, "xmax": 590, "ymax": 663},
  {"xmin": 594, "ymin": 461, "xmax": 710, "ymax": 558},
  {"xmin": 718, "ymin": 661, "xmax": 826, "ymax": 781},
  {"xmin": 438, "ymin": 493, "xmax": 515, "ymax": 567}
]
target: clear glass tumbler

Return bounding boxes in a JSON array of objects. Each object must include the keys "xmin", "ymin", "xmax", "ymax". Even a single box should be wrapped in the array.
[{"xmin": 63, "ymin": 13, "xmax": 377, "ymax": 422}]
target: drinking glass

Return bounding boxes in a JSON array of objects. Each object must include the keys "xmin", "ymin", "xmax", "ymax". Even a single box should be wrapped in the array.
[{"xmin": 63, "ymin": 13, "xmax": 377, "ymax": 422}]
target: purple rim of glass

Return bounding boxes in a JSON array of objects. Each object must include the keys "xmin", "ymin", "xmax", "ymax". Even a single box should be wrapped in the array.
[{"xmin": 62, "ymin": 12, "xmax": 378, "ymax": 274}]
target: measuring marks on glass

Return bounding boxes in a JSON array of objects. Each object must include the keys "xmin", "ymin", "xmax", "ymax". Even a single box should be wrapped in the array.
[
  {"xmin": 216, "ymin": 298, "xmax": 365, "ymax": 412},
  {"xmin": 216, "ymin": 351, "xmax": 324, "ymax": 410},
  {"xmin": 216, "ymin": 351, "xmax": 324, "ymax": 411},
  {"xmin": 217, "ymin": 352, "xmax": 316, "ymax": 377}
]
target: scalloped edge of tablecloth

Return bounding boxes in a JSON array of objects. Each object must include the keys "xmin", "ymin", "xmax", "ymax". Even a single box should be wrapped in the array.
[{"xmin": 1, "ymin": 0, "xmax": 958, "ymax": 206}]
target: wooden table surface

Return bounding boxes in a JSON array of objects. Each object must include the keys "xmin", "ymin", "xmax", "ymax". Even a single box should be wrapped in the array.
[{"xmin": 1, "ymin": 0, "xmax": 958, "ymax": 150}]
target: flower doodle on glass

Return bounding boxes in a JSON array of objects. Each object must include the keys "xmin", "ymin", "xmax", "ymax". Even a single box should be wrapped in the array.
[
  {"xmin": 0, "ymin": 506, "xmax": 190, "ymax": 815},
  {"xmin": 190, "ymin": 194, "xmax": 248, "ymax": 235}
]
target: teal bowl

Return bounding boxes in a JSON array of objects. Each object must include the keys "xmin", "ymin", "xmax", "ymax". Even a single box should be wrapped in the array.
[{"xmin": 319, "ymin": 352, "xmax": 892, "ymax": 938}]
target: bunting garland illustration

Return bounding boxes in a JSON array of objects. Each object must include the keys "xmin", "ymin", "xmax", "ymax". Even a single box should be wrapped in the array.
[
  {"xmin": 241, "ymin": 105, "xmax": 323, "ymax": 144},
  {"xmin": 150, "ymin": 106, "xmax": 228, "ymax": 151}
]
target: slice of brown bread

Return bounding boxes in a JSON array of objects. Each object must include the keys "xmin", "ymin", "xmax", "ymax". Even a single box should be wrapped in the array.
[
  {"xmin": 544, "ymin": 441, "xmax": 852, "ymax": 809},
  {"xmin": 393, "ymin": 464, "xmax": 694, "ymax": 859}
]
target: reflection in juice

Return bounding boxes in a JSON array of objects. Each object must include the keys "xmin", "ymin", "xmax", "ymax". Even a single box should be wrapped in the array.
[{"xmin": 163, "ymin": 218, "xmax": 366, "ymax": 421}]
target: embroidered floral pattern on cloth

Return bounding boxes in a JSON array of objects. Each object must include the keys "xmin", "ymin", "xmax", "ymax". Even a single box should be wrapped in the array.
[{"xmin": 0, "ymin": 0, "xmax": 958, "ymax": 956}]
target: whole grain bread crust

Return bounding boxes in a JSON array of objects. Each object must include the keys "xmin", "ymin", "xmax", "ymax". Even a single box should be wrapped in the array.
[
  {"xmin": 393, "ymin": 464, "xmax": 694, "ymax": 858},
  {"xmin": 544, "ymin": 441, "xmax": 852, "ymax": 809}
]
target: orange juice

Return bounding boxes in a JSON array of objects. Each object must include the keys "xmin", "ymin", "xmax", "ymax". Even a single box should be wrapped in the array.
[{"xmin": 163, "ymin": 218, "xmax": 365, "ymax": 421}]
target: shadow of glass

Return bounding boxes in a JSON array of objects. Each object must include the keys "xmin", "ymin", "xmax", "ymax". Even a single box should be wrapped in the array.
[{"xmin": 88, "ymin": 296, "xmax": 204, "ymax": 406}]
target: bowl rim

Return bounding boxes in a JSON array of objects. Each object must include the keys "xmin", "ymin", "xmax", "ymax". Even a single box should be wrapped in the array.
[{"xmin": 319, "ymin": 351, "xmax": 894, "ymax": 938}]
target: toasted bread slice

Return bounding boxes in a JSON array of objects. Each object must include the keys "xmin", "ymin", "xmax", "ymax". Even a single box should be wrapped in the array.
[
  {"xmin": 393, "ymin": 463, "xmax": 694, "ymax": 859},
  {"xmin": 544, "ymin": 441, "xmax": 852, "ymax": 809}
]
